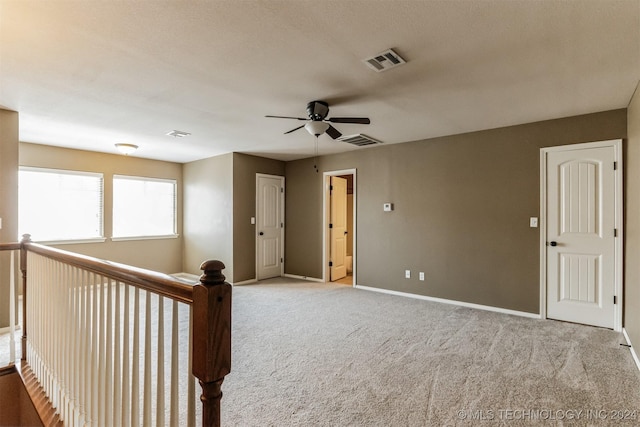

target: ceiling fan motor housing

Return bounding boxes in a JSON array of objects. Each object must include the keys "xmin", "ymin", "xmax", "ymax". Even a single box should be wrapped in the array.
[{"xmin": 306, "ymin": 100, "xmax": 329, "ymax": 121}]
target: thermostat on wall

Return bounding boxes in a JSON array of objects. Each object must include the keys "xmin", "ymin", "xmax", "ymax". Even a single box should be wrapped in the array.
[{"xmin": 383, "ymin": 203, "xmax": 394, "ymax": 212}]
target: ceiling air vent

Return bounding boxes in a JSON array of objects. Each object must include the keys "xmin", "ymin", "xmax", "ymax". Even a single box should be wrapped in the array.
[
  {"xmin": 166, "ymin": 130, "xmax": 191, "ymax": 138},
  {"xmin": 338, "ymin": 134, "xmax": 383, "ymax": 147},
  {"xmin": 363, "ymin": 48, "xmax": 406, "ymax": 72}
]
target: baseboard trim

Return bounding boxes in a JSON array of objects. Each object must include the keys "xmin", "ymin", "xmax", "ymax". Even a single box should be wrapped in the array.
[
  {"xmin": 231, "ymin": 279, "xmax": 257, "ymax": 286},
  {"xmin": 623, "ymin": 328, "xmax": 640, "ymax": 373},
  {"xmin": 354, "ymin": 285, "xmax": 541, "ymax": 319},
  {"xmin": 283, "ymin": 274, "xmax": 324, "ymax": 283}
]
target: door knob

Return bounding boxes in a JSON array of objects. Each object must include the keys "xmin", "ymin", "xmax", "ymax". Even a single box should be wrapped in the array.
[
  {"xmin": 549, "ymin": 241, "xmax": 557, "ymax": 247},
  {"xmin": 259, "ymin": 232, "xmax": 264, "ymax": 236}
]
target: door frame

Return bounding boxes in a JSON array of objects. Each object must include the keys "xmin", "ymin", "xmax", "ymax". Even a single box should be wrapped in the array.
[
  {"xmin": 323, "ymin": 169, "xmax": 357, "ymax": 285},
  {"xmin": 255, "ymin": 173, "xmax": 285, "ymax": 280},
  {"xmin": 539, "ymin": 139, "xmax": 623, "ymax": 331}
]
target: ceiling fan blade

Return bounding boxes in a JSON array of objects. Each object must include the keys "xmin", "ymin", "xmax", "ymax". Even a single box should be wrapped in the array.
[
  {"xmin": 325, "ymin": 125, "xmax": 342, "ymax": 139},
  {"xmin": 327, "ymin": 117, "xmax": 370, "ymax": 124},
  {"xmin": 284, "ymin": 124, "xmax": 305, "ymax": 134},
  {"xmin": 266, "ymin": 115, "xmax": 307, "ymax": 121}
]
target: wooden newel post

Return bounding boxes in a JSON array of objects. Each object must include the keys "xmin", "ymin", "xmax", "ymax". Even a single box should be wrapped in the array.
[
  {"xmin": 192, "ymin": 260, "xmax": 232, "ymax": 427},
  {"xmin": 20, "ymin": 233, "xmax": 31, "ymax": 361}
]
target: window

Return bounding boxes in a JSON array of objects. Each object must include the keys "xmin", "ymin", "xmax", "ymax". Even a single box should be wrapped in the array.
[
  {"xmin": 19, "ymin": 167, "xmax": 104, "ymax": 242},
  {"xmin": 112, "ymin": 175, "xmax": 177, "ymax": 239}
]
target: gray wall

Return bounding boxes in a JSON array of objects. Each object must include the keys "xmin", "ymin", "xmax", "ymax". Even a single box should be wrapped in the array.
[
  {"xmin": 625, "ymin": 84, "xmax": 640, "ymax": 350},
  {"xmin": 285, "ymin": 109, "xmax": 627, "ymax": 314},
  {"xmin": 183, "ymin": 153, "xmax": 234, "ymax": 278},
  {"xmin": 0, "ymin": 110, "xmax": 19, "ymax": 328},
  {"xmin": 232, "ymin": 153, "xmax": 285, "ymax": 282},
  {"xmin": 182, "ymin": 152, "xmax": 284, "ymax": 282},
  {"xmin": 20, "ymin": 143, "xmax": 184, "ymax": 273}
]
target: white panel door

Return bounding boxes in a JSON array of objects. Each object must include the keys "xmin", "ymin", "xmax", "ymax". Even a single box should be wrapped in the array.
[
  {"xmin": 546, "ymin": 146, "xmax": 615, "ymax": 328},
  {"xmin": 257, "ymin": 175, "xmax": 284, "ymax": 280},
  {"xmin": 330, "ymin": 176, "xmax": 347, "ymax": 281}
]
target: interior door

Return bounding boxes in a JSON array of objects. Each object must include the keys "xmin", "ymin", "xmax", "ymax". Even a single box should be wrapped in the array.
[
  {"xmin": 257, "ymin": 175, "xmax": 284, "ymax": 280},
  {"xmin": 546, "ymin": 145, "xmax": 616, "ymax": 328},
  {"xmin": 330, "ymin": 176, "xmax": 347, "ymax": 281}
]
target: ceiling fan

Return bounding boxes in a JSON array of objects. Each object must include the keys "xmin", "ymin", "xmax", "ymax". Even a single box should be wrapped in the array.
[{"xmin": 266, "ymin": 100, "xmax": 370, "ymax": 139}]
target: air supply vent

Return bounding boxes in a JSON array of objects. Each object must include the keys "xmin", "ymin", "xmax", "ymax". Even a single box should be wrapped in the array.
[
  {"xmin": 363, "ymin": 48, "xmax": 406, "ymax": 72},
  {"xmin": 166, "ymin": 130, "xmax": 191, "ymax": 138},
  {"xmin": 338, "ymin": 134, "xmax": 383, "ymax": 147}
]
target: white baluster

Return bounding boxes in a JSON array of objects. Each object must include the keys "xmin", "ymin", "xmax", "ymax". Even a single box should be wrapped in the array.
[
  {"xmin": 61, "ymin": 263, "xmax": 69, "ymax": 422},
  {"xmin": 114, "ymin": 280, "xmax": 122, "ymax": 426},
  {"xmin": 131, "ymin": 287, "xmax": 140, "ymax": 427},
  {"xmin": 122, "ymin": 284, "xmax": 131, "ymax": 427},
  {"xmin": 91, "ymin": 273, "xmax": 99, "ymax": 425},
  {"xmin": 48, "ymin": 259, "xmax": 54, "ymax": 407},
  {"xmin": 54, "ymin": 259, "xmax": 59, "ymax": 407},
  {"xmin": 157, "ymin": 295, "xmax": 165, "ymax": 427},
  {"xmin": 41, "ymin": 257, "xmax": 48, "ymax": 398},
  {"xmin": 9, "ymin": 250, "xmax": 15, "ymax": 363},
  {"xmin": 79, "ymin": 269, "xmax": 89, "ymax": 425},
  {"xmin": 188, "ymin": 306, "xmax": 195, "ymax": 427},
  {"xmin": 106, "ymin": 278, "xmax": 114, "ymax": 426},
  {"xmin": 70, "ymin": 266, "xmax": 78, "ymax": 424},
  {"xmin": 143, "ymin": 290, "xmax": 152, "ymax": 426},
  {"xmin": 170, "ymin": 300, "xmax": 179, "ymax": 427},
  {"xmin": 66, "ymin": 264, "xmax": 74, "ymax": 423},
  {"xmin": 28, "ymin": 254, "xmax": 36, "ymax": 378},
  {"xmin": 44, "ymin": 256, "xmax": 50, "ymax": 394}
]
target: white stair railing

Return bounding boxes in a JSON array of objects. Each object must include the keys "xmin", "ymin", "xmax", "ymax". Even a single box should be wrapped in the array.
[
  {"xmin": 10, "ymin": 236, "xmax": 232, "ymax": 427},
  {"xmin": 25, "ymin": 252, "xmax": 196, "ymax": 426}
]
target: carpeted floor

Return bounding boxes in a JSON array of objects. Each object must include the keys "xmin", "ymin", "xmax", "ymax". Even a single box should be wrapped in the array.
[
  {"xmin": 222, "ymin": 278, "xmax": 640, "ymax": 426},
  {"xmin": 2, "ymin": 277, "xmax": 640, "ymax": 426}
]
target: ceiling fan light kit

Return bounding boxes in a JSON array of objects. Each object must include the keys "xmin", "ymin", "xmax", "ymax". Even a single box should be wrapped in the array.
[
  {"xmin": 266, "ymin": 100, "xmax": 370, "ymax": 140},
  {"xmin": 305, "ymin": 121, "xmax": 329, "ymax": 137}
]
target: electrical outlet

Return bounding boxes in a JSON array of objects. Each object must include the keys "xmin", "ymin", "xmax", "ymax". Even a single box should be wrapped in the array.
[
  {"xmin": 405, "ymin": 270, "xmax": 411, "ymax": 279},
  {"xmin": 419, "ymin": 272, "xmax": 425, "ymax": 281},
  {"xmin": 530, "ymin": 217, "xmax": 538, "ymax": 228}
]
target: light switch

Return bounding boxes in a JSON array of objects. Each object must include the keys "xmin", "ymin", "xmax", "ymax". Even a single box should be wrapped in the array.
[
  {"xmin": 530, "ymin": 217, "xmax": 538, "ymax": 228},
  {"xmin": 250, "ymin": 217, "xmax": 255, "ymax": 225},
  {"xmin": 383, "ymin": 203, "xmax": 394, "ymax": 212},
  {"xmin": 0, "ymin": 217, "xmax": 2, "ymax": 229},
  {"xmin": 405, "ymin": 270, "xmax": 411, "ymax": 279}
]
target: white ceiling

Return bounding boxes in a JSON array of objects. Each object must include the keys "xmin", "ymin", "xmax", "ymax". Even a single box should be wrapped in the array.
[{"xmin": 1, "ymin": 0, "xmax": 639, "ymax": 163}]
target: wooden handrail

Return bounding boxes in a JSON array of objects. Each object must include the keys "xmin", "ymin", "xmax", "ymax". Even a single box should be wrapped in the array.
[
  {"xmin": 0, "ymin": 242, "xmax": 20, "ymax": 251},
  {"xmin": 23, "ymin": 240, "xmax": 195, "ymax": 304}
]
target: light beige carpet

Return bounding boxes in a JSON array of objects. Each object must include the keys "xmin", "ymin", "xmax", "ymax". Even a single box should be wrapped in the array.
[
  {"xmin": 222, "ymin": 278, "xmax": 640, "ymax": 426},
  {"xmin": 3, "ymin": 278, "xmax": 640, "ymax": 426}
]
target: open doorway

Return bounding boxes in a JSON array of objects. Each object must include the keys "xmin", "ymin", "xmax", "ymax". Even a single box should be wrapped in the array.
[{"xmin": 323, "ymin": 169, "xmax": 356, "ymax": 286}]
